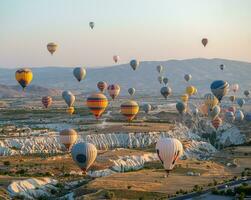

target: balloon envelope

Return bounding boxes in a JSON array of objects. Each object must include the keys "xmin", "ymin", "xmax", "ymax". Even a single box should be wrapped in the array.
[
  {"xmin": 120, "ymin": 100, "xmax": 139, "ymax": 121},
  {"xmin": 237, "ymin": 98, "xmax": 245, "ymax": 107},
  {"xmin": 210, "ymin": 80, "xmax": 229, "ymax": 102},
  {"xmin": 130, "ymin": 59, "xmax": 139, "ymax": 70},
  {"xmin": 128, "ymin": 88, "xmax": 136, "ymax": 96},
  {"xmin": 89, "ymin": 22, "xmax": 95, "ymax": 29},
  {"xmin": 113, "ymin": 55, "xmax": 119, "ymax": 63},
  {"xmin": 184, "ymin": 74, "xmax": 192, "ymax": 82},
  {"xmin": 86, "ymin": 93, "xmax": 108, "ymax": 119},
  {"xmin": 156, "ymin": 65, "xmax": 163, "ymax": 74},
  {"xmin": 71, "ymin": 142, "xmax": 97, "ymax": 173},
  {"xmin": 15, "ymin": 68, "xmax": 33, "ymax": 90},
  {"xmin": 97, "ymin": 81, "xmax": 108, "ymax": 93},
  {"xmin": 59, "ymin": 129, "xmax": 78, "ymax": 150},
  {"xmin": 204, "ymin": 93, "xmax": 219, "ymax": 109},
  {"xmin": 107, "ymin": 84, "xmax": 120, "ymax": 100},
  {"xmin": 47, "ymin": 42, "xmax": 58, "ymax": 55},
  {"xmin": 62, "ymin": 91, "xmax": 75, "ymax": 107},
  {"xmin": 163, "ymin": 77, "xmax": 168, "ymax": 85},
  {"xmin": 42, "ymin": 96, "xmax": 52, "ymax": 108},
  {"xmin": 156, "ymin": 138, "xmax": 183, "ymax": 172},
  {"xmin": 176, "ymin": 101, "xmax": 186, "ymax": 115},
  {"xmin": 73, "ymin": 67, "xmax": 86, "ymax": 82},
  {"xmin": 201, "ymin": 38, "xmax": 208, "ymax": 47},
  {"xmin": 235, "ymin": 110, "xmax": 244, "ymax": 121},
  {"xmin": 143, "ymin": 104, "xmax": 151, "ymax": 114}
]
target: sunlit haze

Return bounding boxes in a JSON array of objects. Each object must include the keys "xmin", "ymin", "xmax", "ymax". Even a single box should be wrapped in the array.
[{"xmin": 0, "ymin": 0, "xmax": 251, "ymax": 68}]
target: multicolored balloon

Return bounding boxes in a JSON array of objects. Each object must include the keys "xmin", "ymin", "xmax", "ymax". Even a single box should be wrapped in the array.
[
  {"xmin": 143, "ymin": 104, "xmax": 151, "ymax": 114},
  {"xmin": 235, "ymin": 110, "xmax": 244, "ymax": 121},
  {"xmin": 229, "ymin": 95, "xmax": 236, "ymax": 103},
  {"xmin": 244, "ymin": 90, "xmax": 250, "ymax": 97},
  {"xmin": 184, "ymin": 74, "xmax": 192, "ymax": 82},
  {"xmin": 62, "ymin": 91, "xmax": 75, "ymax": 107},
  {"xmin": 186, "ymin": 86, "xmax": 196, "ymax": 96},
  {"xmin": 180, "ymin": 94, "xmax": 189, "ymax": 103},
  {"xmin": 231, "ymin": 84, "xmax": 239, "ymax": 93},
  {"xmin": 97, "ymin": 81, "xmax": 108, "ymax": 93},
  {"xmin": 204, "ymin": 93, "xmax": 219, "ymax": 109},
  {"xmin": 128, "ymin": 88, "xmax": 136, "ymax": 96},
  {"xmin": 66, "ymin": 107, "xmax": 75, "ymax": 115},
  {"xmin": 86, "ymin": 93, "xmax": 108, "ymax": 119},
  {"xmin": 210, "ymin": 80, "xmax": 229, "ymax": 102},
  {"xmin": 225, "ymin": 111, "xmax": 235, "ymax": 123},
  {"xmin": 176, "ymin": 101, "xmax": 186, "ymax": 115},
  {"xmin": 237, "ymin": 98, "xmax": 245, "ymax": 108},
  {"xmin": 42, "ymin": 96, "xmax": 52, "ymax": 108},
  {"xmin": 211, "ymin": 117, "xmax": 222, "ymax": 130},
  {"xmin": 59, "ymin": 129, "xmax": 78, "ymax": 150},
  {"xmin": 107, "ymin": 84, "xmax": 120, "ymax": 100},
  {"xmin": 15, "ymin": 68, "xmax": 33, "ymax": 90},
  {"xmin": 209, "ymin": 105, "xmax": 221, "ymax": 120},
  {"xmin": 120, "ymin": 100, "xmax": 139, "ymax": 121},
  {"xmin": 158, "ymin": 76, "xmax": 164, "ymax": 84}
]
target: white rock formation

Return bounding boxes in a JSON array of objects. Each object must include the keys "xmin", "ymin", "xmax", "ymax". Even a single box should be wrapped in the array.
[{"xmin": 8, "ymin": 178, "xmax": 58, "ymax": 199}]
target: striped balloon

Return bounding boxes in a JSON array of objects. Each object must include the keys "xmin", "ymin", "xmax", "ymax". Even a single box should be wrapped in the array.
[
  {"xmin": 120, "ymin": 100, "xmax": 139, "ymax": 121},
  {"xmin": 86, "ymin": 93, "xmax": 108, "ymax": 119},
  {"xmin": 59, "ymin": 129, "xmax": 78, "ymax": 150},
  {"xmin": 15, "ymin": 68, "xmax": 33, "ymax": 90},
  {"xmin": 210, "ymin": 80, "xmax": 229, "ymax": 102},
  {"xmin": 204, "ymin": 93, "xmax": 219, "ymax": 109},
  {"xmin": 97, "ymin": 81, "xmax": 107, "ymax": 93},
  {"xmin": 211, "ymin": 117, "xmax": 222, "ymax": 130},
  {"xmin": 107, "ymin": 84, "xmax": 120, "ymax": 100},
  {"xmin": 42, "ymin": 96, "xmax": 52, "ymax": 108}
]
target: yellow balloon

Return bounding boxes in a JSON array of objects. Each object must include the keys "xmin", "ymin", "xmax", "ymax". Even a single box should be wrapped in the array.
[
  {"xmin": 66, "ymin": 107, "xmax": 75, "ymax": 115},
  {"xmin": 15, "ymin": 68, "xmax": 33, "ymax": 90},
  {"xmin": 186, "ymin": 86, "xmax": 195, "ymax": 96},
  {"xmin": 121, "ymin": 100, "xmax": 139, "ymax": 121},
  {"xmin": 204, "ymin": 93, "xmax": 219, "ymax": 109},
  {"xmin": 180, "ymin": 94, "xmax": 189, "ymax": 102}
]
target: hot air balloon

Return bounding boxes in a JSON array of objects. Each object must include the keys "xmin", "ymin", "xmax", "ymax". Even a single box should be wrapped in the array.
[
  {"xmin": 86, "ymin": 93, "xmax": 108, "ymax": 119},
  {"xmin": 184, "ymin": 74, "xmax": 192, "ymax": 82},
  {"xmin": 62, "ymin": 91, "xmax": 75, "ymax": 107},
  {"xmin": 229, "ymin": 96, "xmax": 236, "ymax": 103},
  {"xmin": 210, "ymin": 80, "xmax": 229, "ymax": 102},
  {"xmin": 192, "ymin": 107, "xmax": 199, "ymax": 116},
  {"xmin": 89, "ymin": 22, "xmax": 95, "ymax": 29},
  {"xmin": 204, "ymin": 93, "xmax": 219, "ymax": 110},
  {"xmin": 163, "ymin": 77, "xmax": 168, "ymax": 85},
  {"xmin": 42, "ymin": 96, "xmax": 52, "ymax": 108},
  {"xmin": 237, "ymin": 98, "xmax": 245, "ymax": 108},
  {"xmin": 245, "ymin": 113, "xmax": 251, "ymax": 122},
  {"xmin": 47, "ymin": 42, "xmax": 58, "ymax": 55},
  {"xmin": 235, "ymin": 110, "xmax": 244, "ymax": 121},
  {"xmin": 66, "ymin": 107, "xmax": 75, "ymax": 115},
  {"xmin": 120, "ymin": 100, "xmax": 139, "ymax": 121},
  {"xmin": 73, "ymin": 67, "xmax": 86, "ymax": 82},
  {"xmin": 231, "ymin": 84, "xmax": 239, "ymax": 93},
  {"xmin": 220, "ymin": 64, "xmax": 225, "ymax": 71},
  {"xmin": 244, "ymin": 90, "xmax": 250, "ymax": 97},
  {"xmin": 201, "ymin": 38, "xmax": 208, "ymax": 47},
  {"xmin": 180, "ymin": 94, "xmax": 189, "ymax": 103},
  {"xmin": 107, "ymin": 84, "xmax": 120, "ymax": 100},
  {"xmin": 97, "ymin": 81, "xmax": 107, "ymax": 93},
  {"xmin": 113, "ymin": 55, "xmax": 119, "ymax": 63},
  {"xmin": 156, "ymin": 138, "xmax": 183, "ymax": 175},
  {"xmin": 59, "ymin": 129, "xmax": 78, "ymax": 150},
  {"xmin": 225, "ymin": 111, "xmax": 235, "ymax": 123},
  {"xmin": 71, "ymin": 142, "xmax": 97, "ymax": 173},
  {"xmin": 158, "ymin": 76, "xmax": 164, "ymax": 84},
  {"xmin": 211, "ymin": 117, "xmax": 222, "ymax": 130},
  {"xmin": 130, "ymin": 59, "xmax": 139, "ymax": 71},
  {"xmin": 143, "ymin": 104, "xmax": 151, "ymax": 114},
  {"xmin": 15, "ymin": 68, "xmax": 33, "ymax": 90},
  {"xmin": 156, "ymin": 65, "xmax": 163, "ymax": 74},
  {"xmin": 176, "ymin": 101, "xmax": 186, "ymax": 115},
  {"xmin": 128, "ymin": 88, "xmax": 135, "ymax": 96},
  {"xmin": 186, "ymin": 86, "xmax": 196, "ymax": 96},
  {"xmin": 160, "ymin": 86, "xmax": 172, "ymax": 99},
  {"xmin": 208, "ymin": 105, "xmax": 221, "ymax": 120}
]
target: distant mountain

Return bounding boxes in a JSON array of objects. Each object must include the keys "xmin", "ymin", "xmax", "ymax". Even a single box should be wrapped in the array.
[
  {"xmin": 0, "ymin": 84, "xmax": 61, "ymax": 98},
  {"xmin": 0, "ymin": 58, "xmax": 250, "ymax": 96}
]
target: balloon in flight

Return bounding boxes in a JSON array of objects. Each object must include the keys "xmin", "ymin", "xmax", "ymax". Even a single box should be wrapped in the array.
[
  {"xmin": 156, "ymin": 65, "xmax": 163, "ymax": 74},
  {"xmin": 184, "ymin": 74, "xmax": 192, "ymax": 82},
  {"xmin": 89, "ymin": 22, "xmax": 95, "ymax": 29},
  {"xmin": 97, "ymin": 81, "xmax": 108, "ymax": 93},
  {"xmin": 71, "ymin": 142, "xmax": 97, "ymax": 173},
  {"xmin": 47, "ymin": 42, "xmax": 58, "ymax": 55},
  {"xmin": 59, "ymin": 128, "xmax": 78, "ymax": 150},
  {"xmin": 130, "ymin": 59, "xmax": 139, "ymax": 71},
  {"xmin": 113, "ymin": 55, "xmax": 119, "ymax": 63},
  {"xmin": 211, "ymin": 116, "xmax": 222, "ymax": 130},
  {"xmin": 210, "ymin": 80, "xmax": 229, "ymax": 102},
  {"xmin": 237, "ymin": 98, "xmax": 245, "ymax": 107},
  {"xmin": 15, "ymin": 68, "xmax": 33, "ymax": 90},
  {"xmin": 163, "ymin": 77, "xmax": 168, "ymax": 85},
  {"xmin": 143, "ymin": 104, "xmax": 151, "ymax": 114},
  {"xmin": 176, "ymin": 101, "xmax": 187, "ymax": 115},
  {"xmin": 201, "ymin": 38, "xmax": 208, "ymax": 47},
  {"xmin": 120, "ymin": 100, "xmax": 139, "ymax": 121},
  {"xmin": 107, "ymin": 84, "xmax": 120, "ymax": 100},
  {"xmin": 62, "ymin": 91, "xmax": 75, "ymax": 107},
  {"xmin": 160, "ymin": 86, "xmax": 172, "ymax": 99},
  {"xmin": 42, "ymin": 96, "xmax": 52, "ymax": 108},
  {"xmin": 128, "ymin": 88, "xmax": 136, "ymax": 96},
  {"xmin": 66, "ymin": 107, "xmax": 75, "ymax": 115},
  {"xmin": 73, "ymin": 67, "xmax": 86, "ymax": 82},
  {"xmin": 86, "ymin": 93, "xmax": 108, "ymax": 119},
  {"xmin": 156, "ymin": 138, "xmax": 183, "ymax": 175},
  {"xmin": 204, "ymin": 93, "xmax": 219, "ymax": 109}
]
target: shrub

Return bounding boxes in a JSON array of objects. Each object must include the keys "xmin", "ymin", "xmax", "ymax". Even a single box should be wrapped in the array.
[
  {"xmin": 226, "ymin": 189, "xmax": 234, "ymax": 196},
  {"xmin": 211, "ymin": 188, "xmax": 219, "ymax": 195},
  {"xmin": 3, "ymin": 161, "xmax": 10, "ymax": 166},
  {"xmin": 104, "ymin": 191, "xmax": 115, "ymax": 199}
]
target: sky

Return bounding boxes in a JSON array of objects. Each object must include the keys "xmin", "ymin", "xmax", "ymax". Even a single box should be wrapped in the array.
[{"xmin": 0, "ymin": 0, "xmax": 251, "ymax": 68}]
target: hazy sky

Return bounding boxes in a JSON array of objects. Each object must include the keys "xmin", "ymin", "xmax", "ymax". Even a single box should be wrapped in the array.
[{"xmin": 0, "ymin": 0, "xmax": 251, "ymax": 68}]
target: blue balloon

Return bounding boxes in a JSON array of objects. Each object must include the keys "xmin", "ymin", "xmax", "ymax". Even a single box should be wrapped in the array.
[
  {"xmin": 245, "ymin": 113, "xmax": 251, "ymax": 121},
  {"xmin": 210, "ymin": 80, "xmax": 229, "ymax": 102}
]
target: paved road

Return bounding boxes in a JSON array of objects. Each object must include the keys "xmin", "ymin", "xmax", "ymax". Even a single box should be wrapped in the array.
[{"xmin": 170, "ymin": 177, "xmax": 251, "ymax": 200}]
